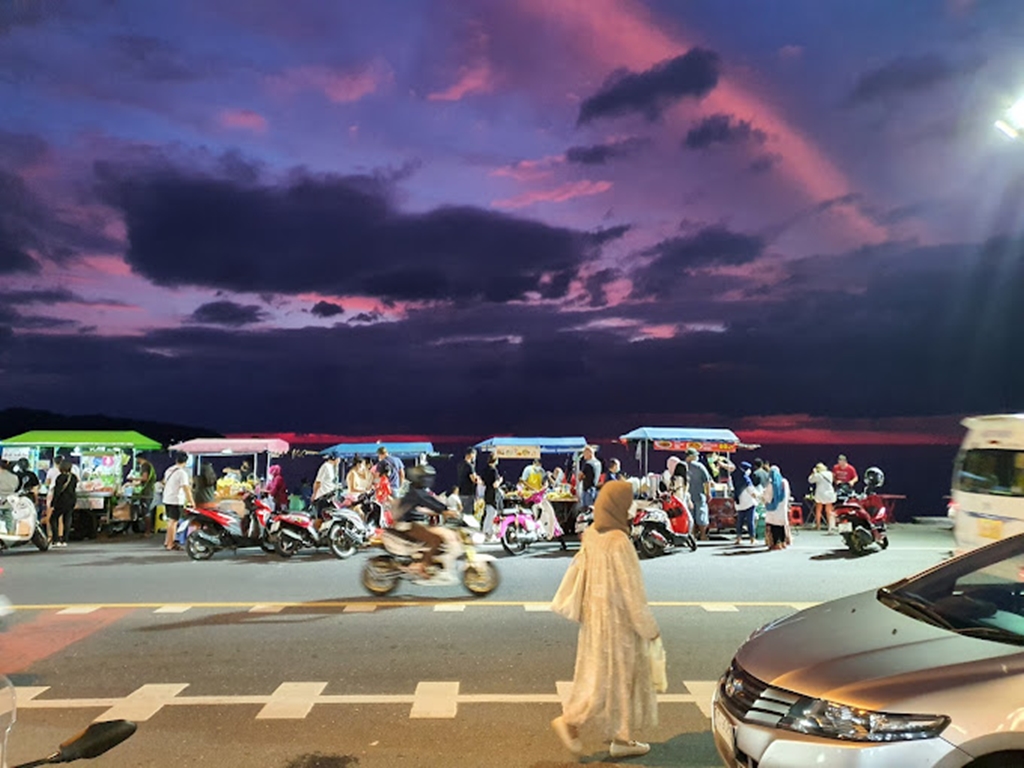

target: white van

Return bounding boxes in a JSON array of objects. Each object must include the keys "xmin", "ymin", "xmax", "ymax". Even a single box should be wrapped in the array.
[{"xmin": 950, "ymin": 413, "xmax": 1024, "ymax": 551}]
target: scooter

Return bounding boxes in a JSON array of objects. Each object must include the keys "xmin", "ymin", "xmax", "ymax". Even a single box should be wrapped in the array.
[
  {"xmin": 0, "ymin": 495, "xmax": 49, "ymax": 553},
  {"xmin": 270, "ymin": 496, "xmax": 373, "ymax": 559},
  {"xmin": 631, "ymin": 505, "xmax": 674, "ymax": 558},
  {"xmin": 180, "ymin": 493, "xmax": 278, "ymax": 561},
  {"xmin": 835, "ymin": 467, "xmax": 890, "ymax": 555},
  {"xmin": 496, "ymin": 491, "xmax": 563, "ymax": 556},
  {"xmin": 659, "ymin": 493, "xmax": 699, "ymax": 552},
  {"xmin": 361, "ymin": 516, "xmax": 499, "ymax": 596}
]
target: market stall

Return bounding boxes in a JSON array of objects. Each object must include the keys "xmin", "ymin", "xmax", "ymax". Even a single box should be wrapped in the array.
[{"xmin": 0, "ymin": 430, "xmax": 162, "ymax": 538}]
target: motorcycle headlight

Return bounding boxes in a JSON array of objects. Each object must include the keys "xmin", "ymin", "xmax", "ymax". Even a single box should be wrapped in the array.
[{"xmin": 779, "ymin": 698, "xmax": 949, "ymax": 742}]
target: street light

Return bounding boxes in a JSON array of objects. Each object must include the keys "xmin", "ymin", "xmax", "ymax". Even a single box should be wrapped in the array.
[{"xmin": 995, "ymin": 97, "xmax": 1024, "ymax": 139}]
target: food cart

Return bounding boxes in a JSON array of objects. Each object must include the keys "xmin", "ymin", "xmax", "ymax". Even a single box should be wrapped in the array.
[
  {"xmin": 473, "ymin": 436, "xmax": 588, "ymax": 538},
  {"xmin": 619, "ymin": 426, "xmax": 755, "ymax": 532},
  {"xmin": 166, "ymin": 438, "xmax": 290, "ymax": 516},
  {"xmin": 0, "ymin": 430, "xmax": 162, "ymax": 538}
]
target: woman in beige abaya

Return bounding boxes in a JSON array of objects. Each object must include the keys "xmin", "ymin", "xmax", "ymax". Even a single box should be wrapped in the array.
[{"xmin": 551, "ymin": 480, "xmax": 660, "ymax": 759}]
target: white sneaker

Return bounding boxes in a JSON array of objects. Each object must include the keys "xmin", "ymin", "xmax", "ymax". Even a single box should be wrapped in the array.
[
  {"xmin": 609, "ymin": 740, "xmax": 650, "ymax": 758},
  {"xmin": 551, "ymin": 716, "xmax": 583, "ymax": 755}
]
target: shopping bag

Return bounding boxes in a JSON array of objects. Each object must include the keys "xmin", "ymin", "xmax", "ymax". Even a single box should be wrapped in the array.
[
  {"xmin": 550, "ymin": 550, "xmax": 586, "ymax": 622},
  {"xmin": 649, "ymin": 636, "xmax": 668, "ymax": 693}
]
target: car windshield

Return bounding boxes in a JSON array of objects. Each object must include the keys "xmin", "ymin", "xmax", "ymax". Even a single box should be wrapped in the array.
[{"xmin": 879, "ymin": 534, "xmax": 1024, "ymax": 645}]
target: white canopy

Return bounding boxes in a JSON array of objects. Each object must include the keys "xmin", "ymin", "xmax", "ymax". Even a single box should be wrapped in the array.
[{"xmin": 167, "ymin": 438, "xmax": 290, "ymax": 456}]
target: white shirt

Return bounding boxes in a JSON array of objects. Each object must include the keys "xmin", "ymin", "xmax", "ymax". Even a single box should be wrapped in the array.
[
  {"xmin": 763, "ymin": 478, "xmax": 791, "ymax": 526},
  {"xmin": 808, "ymin": 469, "xmax": 837, "ymax": 504},
  {"xmin": 162, "ymin": 464, "xmax": 191, "ymax": 506},
  {"xmin": 45, "ymin": 464, "xmax": 81, "ymax": 488},
  {"xmin": 313, "ymin": 461, "xmax": 339, "ymax": 500}
]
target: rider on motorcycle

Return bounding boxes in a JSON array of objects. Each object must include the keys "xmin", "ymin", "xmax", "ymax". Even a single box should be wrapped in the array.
[{"xmin": 394, "ymin": 465, "xmax": 455, "ymax": 580}]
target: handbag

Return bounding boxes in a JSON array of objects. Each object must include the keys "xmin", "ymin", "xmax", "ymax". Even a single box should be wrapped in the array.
[
  {"xmin": 649, "ymin": 636, "xmax": 668, "ymax": 693},
  {"xmin": 550, "ymin": 550, "xmax": 586, "ymax": 622}
]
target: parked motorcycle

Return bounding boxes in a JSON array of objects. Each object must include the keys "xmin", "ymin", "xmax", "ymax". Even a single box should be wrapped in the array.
[
  {"xmin": 361, "ymin": 516, "xmax": 499, "ymax": 596},
  {"xmin": 631, "ymin": 505, "xmax": 674, "ymax": 558},
  {"xmin": 0, "ymin": 495, "xmax": 49, "ymax": 553},
  {"xmin": 180, "ymin": 493, "xmax": 278, "ymax": 561},
  {"xmin": 496, "ymin": 491, "xmax": 563, "ymax": 556},
  {"xmin": 835, "ymin": 467, "xmax": 890, "ymax": 555},
  {"xmin": 659, "ymin": 493, "xmax": 699, "ymax": 552},
  {"xmin": 270, "ymin": 496, "xmax": 373, "ymax": 559}
]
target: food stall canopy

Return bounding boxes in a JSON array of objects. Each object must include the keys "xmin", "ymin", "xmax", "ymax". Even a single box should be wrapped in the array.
[
  {"xmin": 619, "ymin": 427, "xmax": 740, "ymax": 453},
  {"xmin": 474, "ymin": 437, "xmax": 589, "ymax": 457},
  {"xmin": 321, "ymin": 442, "xmax": 435, "ymax": 460},
  {"xmin": 168, "ymin": 438, "xmax": 289, "ymax": 456},
  {"xmin": 1, "ymin": 430, "xmax": 162, "ymax": 450}
]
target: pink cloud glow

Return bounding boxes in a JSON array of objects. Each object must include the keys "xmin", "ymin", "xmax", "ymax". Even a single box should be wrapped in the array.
[
  {"xmin": 518, "ymin": 0, "xmax": 888, "ymax": 244},
  {"xmin": 637, "ymin": 323, "xmax": 677, "ymax": 339},
  {"xmin": 733, "ymin": 413, "xmax": 964, "ymax": 446},
  {"xmin": 428, "ymin": 61, "xmax": 496, "ymax": 101},
  {"xmin": 79, "ymin": 255, "xmax": 133, "ymax": 277},
  {"xmin": 489, "ymin": 155, "xmax": 564, "ymax": 182},
  {"xmin": 492, "ymin": 179, "xmax": 612, "ymax": 209},
  {"xmin": 218, "ymin": 108, "xmax": 268, "ymax": 133},
  {"xmin": 266, "ymin": 63, "xmax": 388, "ymax": 103}
]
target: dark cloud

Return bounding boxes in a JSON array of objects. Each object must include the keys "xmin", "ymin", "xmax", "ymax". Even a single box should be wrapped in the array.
[
  {"xmin": 577, "ymin": 48, "xmax": 720, "ymax": 125},
  {"xmin": 582, "ymin": 267, "xmax": 620, "ymax": 307},
  {"xmin": 189, "ymin": 300, "xmax": 267, "ymax": 326},
  {"xmin": 0, "ymin": 288, "xmax": 77, "ymax": 304},
  {"xmin": 585, "ymin": 224, "xmax": 631, "ymax": 246},
  {"xmin": 107, "ymin": 34, "xmax": 200, "ymax": 82},
  {"xmin": 631, "ymin": 225, "xmax": 766, "ymax": 298},
  {"xmin": 748, "ymin": 153, "xmax": 781, "ymax": 174},
  {"xmin": 310, "ymin": 300, "xmax": 345, "ymax": 318},
  {"xmin": 97, "ymin": 160, "xmax": 609, "ymax": 304},
  {"xmin": 848, "ymin": 55, "xmax": 960, "ymax": 105},
  {"xmin": 684, "ymin": 114, "xmax": 766, "ymax": 150},
  {"xmin": 565, "ymin": 138, "xmax": 650, "ymax": 165},
  {"xmin": 0, "ymin": 130, "xmax": 48, "ymax": 171}
]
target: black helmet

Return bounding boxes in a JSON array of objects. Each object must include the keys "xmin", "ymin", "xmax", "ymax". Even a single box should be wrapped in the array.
[
  {"xmin": 863, "ymin": 466, "xmax": 884, "ymax": 490},
  {"xmin": 407, "ymin": 464, "xmax": 436, "ymax": 489}
]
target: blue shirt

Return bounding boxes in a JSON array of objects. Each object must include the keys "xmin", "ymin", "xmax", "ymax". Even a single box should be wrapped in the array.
[{"xmin": 687, "ymin": 460, "xmax": 711, "ymax": 512}]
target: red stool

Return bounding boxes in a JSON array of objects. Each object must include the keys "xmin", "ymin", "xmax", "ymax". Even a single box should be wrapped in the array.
[{"xmin": 788, "ymin": 503, "xmax": 803, "ymax": 526}]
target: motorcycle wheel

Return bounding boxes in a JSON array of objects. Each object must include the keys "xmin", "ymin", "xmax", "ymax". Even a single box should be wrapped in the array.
[
  {"xmin": 329, "ymin": 522, "xmax": 358, "ymax": 560},
  {"xmin": 685, "ymin": 534, "xmax": 697, "ymax": 552},
  {"xmin": 275, "ymin": 534, "xmax": 301, "ymax": 559},
  {"xmin": 32, "ymin": 526, "xmax": 50, "ymax": 551},
  {"xmin": 843, "ymin": 531, "xmax": 865, "ymax": 556},
  {"xmin": 259, "ymin": 535, "xmax": 276, "ymax": 554},
  {"xmin": 361, "ymin": 555, "xmax": 400, "ymax": 595},
  {"xmin": 500, "ymin": 522, "xmax": 528, "ymax": 556},
  {"xmin": 637, "ymin": 531, "xmax": 663, "ymax": 559},
  {"xmin": 185, "ymin": 530, "xmax": 215, "ymax": 561},
  {"xmin": 462, "ymin": 561, "xmax": 500, "ymax": 596},
  {"xmin": 879, "ymin": 534, "xmax": 889, "ymax": 550}
]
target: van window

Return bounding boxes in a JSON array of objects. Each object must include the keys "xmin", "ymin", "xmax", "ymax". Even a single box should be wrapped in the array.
[{"xmin": 955, "ymin": 449, "xmax": 1024, "ymax": 496}]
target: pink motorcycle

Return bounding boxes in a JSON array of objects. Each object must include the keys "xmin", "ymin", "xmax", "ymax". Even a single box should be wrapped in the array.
[{"xmin": 496, "ymin": 491, "xmax": 563, "ymax": 556}]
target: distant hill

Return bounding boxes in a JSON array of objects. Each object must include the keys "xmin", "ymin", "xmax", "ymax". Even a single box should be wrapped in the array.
[{"xmin": 0, "ymin": 408, "xmax": 221, "ymax": 449}]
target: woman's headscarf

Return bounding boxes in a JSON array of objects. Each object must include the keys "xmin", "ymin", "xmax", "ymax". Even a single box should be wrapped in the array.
[
  {"xmin": 592, "ymin": 480, "xmax": 635, "ymax": 534},
  {"xmin": 665, "ymin": 456, "xmax": 682, "ymax": 476},
  {"xmin": 268, "ymin": 465, "xmax": 281, "ymax": 479},
  {"xmin": 765, "ymin": 466, "xmax": 785, "ymax": 511}
]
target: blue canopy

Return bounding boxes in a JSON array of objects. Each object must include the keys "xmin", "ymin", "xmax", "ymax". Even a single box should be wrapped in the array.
[
  {"xmin": 321, "ymin": 442, "xmax": 436, "ymax": 460},
  {"xmin": 619, "ymin": 427, "xmax": 739, "ymax": 444},
  {"xmin": 474, "ymin": 436, "xmax": 588, "ymax": 455}
]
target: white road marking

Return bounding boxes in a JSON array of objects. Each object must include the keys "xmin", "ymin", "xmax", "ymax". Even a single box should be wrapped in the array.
[
  {"xmin": 342, "ymin": 604, "xmax": 377, "ymax": 613},
  {"xmin": 683, "ymin": 681, "xmax": 717, "ymax": 718},
  {"xmin": 56, "ymin": 606, "xmax": 99, "ymax": 615},
  {"xmin": 432, "ymin": 604, "xmax": 466, "ymax": 612},
  {"xmin": 556, "ymin": 681, "xmax": 573, "ymax": 708},
  {"xmin": 248, "ymin": 604, "xmax": 284, "ymax": 613},
  {"xmin": 700, "ymin": 604, "xmax": 738, "ymax": 612},
  {"xmin": 523, "ymin": 603, "xmax": 551, "ymax": 612},
  {"xmin": 154, "ymin": 605, "xmax": 191, "ymax": 614},
  {"xmin": 409, "ymin": 681, "xmax": 460, "ymax": 719},
  {"xmin": 256, "ymin": 682, "xmax": 328, "ymax": 719},
  {"xmin": 97, "ymin": 684, "xmax": 189, "ymax": 722},
  {"xmin": 788, "ymin": 602, "xmax": 817, "ymax": 610}
]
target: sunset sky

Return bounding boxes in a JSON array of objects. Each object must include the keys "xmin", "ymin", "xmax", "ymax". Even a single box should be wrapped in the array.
[{"xmin": 2, "ymin": 0, "xmax": 1024, "ymax": 440}]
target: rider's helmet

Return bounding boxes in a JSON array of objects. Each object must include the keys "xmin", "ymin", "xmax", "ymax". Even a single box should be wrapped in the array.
[
  {"xmin": 407, "ymin": 464, "xmax": 436, "ymax": 490},
  {"xmin": 863, "ymin": 466, "xmax": 884, "ymax": 491}
]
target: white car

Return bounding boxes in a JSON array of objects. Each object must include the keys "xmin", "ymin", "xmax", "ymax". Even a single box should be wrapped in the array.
[{"xmin": 712, "ymin": 533, "xmax": 1024, "ymax": 767}]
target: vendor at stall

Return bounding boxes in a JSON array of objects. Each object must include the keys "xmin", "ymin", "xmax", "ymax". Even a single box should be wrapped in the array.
[{"xmin": 519, "ymin": 458, "xmax": 547, "ymax": 493}]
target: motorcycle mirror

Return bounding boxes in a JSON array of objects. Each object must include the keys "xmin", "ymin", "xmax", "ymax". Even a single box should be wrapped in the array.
[{"xmin": 51, "ymin": 720, "xmax": 136, "ymax": 762}]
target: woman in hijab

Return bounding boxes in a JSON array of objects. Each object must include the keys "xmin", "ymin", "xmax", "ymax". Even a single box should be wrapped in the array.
[
  {"xmin": 762, "ymin": 465, "xmax": 791, "ymax": 550},
  {"xmin": 551, "ymin": 481, "xmax": 660, "ymax": 759},
  {"xmin": 265, "ymin": 465, "xmax": 288, "ymax": 512},
  {"xmin": 733, "ymin": 461, "xmax": 761, "ymax": 545}
]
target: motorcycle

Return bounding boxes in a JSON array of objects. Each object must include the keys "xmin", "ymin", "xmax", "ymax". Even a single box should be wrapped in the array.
[
  {"xmin": 496, "ymin": 491, "xmax": 563, "ymax": 556},
  {"xmin": 361, "ymin": 515, "xmax": 499, "ymax": 596},
  {"xmin": 180, "ymin": 493, "xmax": 278, "ymax": 561},
  {"xmin": 659, "ymin": 493, "xmax": 699, "ymax": 552},
  {"xmin": 0, "ymin": 495, "xmax": 49, "ymax": 553},
  {"xmin": 270, "ymin": 493, "xmax": 373, "ymax": 559},
  {"xmin": 835, "ymin": 467, "xmax": 890, "ymax": 555},
  {"xmin": 631, "ymin": 505, "xmax": 674, "ymax": 558}
]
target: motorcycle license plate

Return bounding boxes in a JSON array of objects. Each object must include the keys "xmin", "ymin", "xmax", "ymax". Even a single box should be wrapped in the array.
[
  {"xmin": 837, "ymin": 521, "xmax": 853, "ymax": 533},
  {"xmin": 978, "ymin": 518, "xmax": 1003, "ymax": 540}
]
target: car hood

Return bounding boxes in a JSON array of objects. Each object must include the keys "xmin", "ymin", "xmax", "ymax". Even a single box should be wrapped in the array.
[{"xmin": 736, "ymin": 590, "xmax": 1024, "ymax": 710}]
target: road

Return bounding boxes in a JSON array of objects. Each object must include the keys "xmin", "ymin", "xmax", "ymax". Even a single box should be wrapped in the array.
[{"xmin": 0, "ymin": 525, "xmax": 954, "ymax": 768}]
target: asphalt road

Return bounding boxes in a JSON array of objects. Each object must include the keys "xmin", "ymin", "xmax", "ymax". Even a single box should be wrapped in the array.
[{"xmin": 0, "ymin": 525, "xmax": 955, "ymax": 768}]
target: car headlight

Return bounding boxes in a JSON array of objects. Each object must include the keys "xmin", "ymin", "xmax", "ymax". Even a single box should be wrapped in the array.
[{"xmin": 780, "ymin": 698, "xmax": 950, "ymax": 742}]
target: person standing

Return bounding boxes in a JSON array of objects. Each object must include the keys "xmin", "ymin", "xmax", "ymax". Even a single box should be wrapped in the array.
[
  {"xmin": 808, "ymin": 462, "xmax": 837, "ymax": 532},
  {"xmin": 346, "ymin": 457, "xmax": 373, "ymax": 495},
  {"xmin": 519, "ymin": 458, "xmax": 547, "ymax": 493},
  {"xmin": 0, "ymin": 461, "xmax": 20, "ymax": 496},
  {"xmin": 551, "ymin": 481, "xmax": 660, "ymax": 759},
  {"xmin": 312, "ymin": 455, "xmax": 341, "ymax": 515},
  {"xmin": 457, "ymin": 448, "xmax": 481, "ymax": 520},
  {"xmin": 605, "ymin": 458, "xmax": 623, "ymax": 482},
  {"xmin": 162, "ymin": 452, "xmax": 193, "ymax": 550},
  {"xmin": 375, "ymin": 446, "xmax": 405, "ymax": 497},
  {"xmin": 832, "ymin": 454, "xmax": 858, "ymax": 492},
  {"xmin": 479, "ymin": 453, "xmax": 501, "ymax": 541},
  {"xmin": 193, "ymin": 463, "xmax": 217, "ymax": 507},
  {"xmin": 685, "ymin": 448, "xmax": 712, "ymax": 540},
  {"xmin": 733, "ymin": 461, "xmax": 760, "ymax": 545},
  {"xmin": 265, "ymin": 464, "xmax": 288, "ymax": 512},
  {"xmin": 577, "ymin": 445, "xmax": 602, "ymax": 509},
  {"xmin": 46, "ymin": 461, "xmax": 78, "ymax": 547},
  {"xmin": 763, "ymin": 465, "xmax": 791, "ymax": 551},
  {"xmin": 134, "ymin": 457, "xmax": 156, "ymax": 535}
]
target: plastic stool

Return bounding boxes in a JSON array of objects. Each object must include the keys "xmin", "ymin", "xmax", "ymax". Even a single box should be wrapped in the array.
[{"xmin": 788, "ymin": 504, "xmax": 803, "ymax": 526}]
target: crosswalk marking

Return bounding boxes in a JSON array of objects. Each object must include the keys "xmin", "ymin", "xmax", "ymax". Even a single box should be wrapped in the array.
[
  {"xmin": 342, "ymin": 604, "xmax": 377, "ymax": 613},
  {"xmin": 523, "ymin": 603, "xmax": 551, "ymax": 612},
  {"xmin": 432, "ymin": 604, "xmax": 465, "ymax": 612},
  {"xmin": 14, "ymin": 681, "xmax": 717, "ymax": 721},
  {"xmin": 153, "ymin": 605, "xmax": 191, "ymax": 614},
  {"xmin": 248, "ymin": 604, "xmax": 284, "ymax": 613},
  {"xmin": 56, "ymin": 606, "xmax": 99, "ymax": 615},
  {"xmin": 8, "ymin": 600, "xmax": 818, "ymax": 611},
  {"xmin": 700, "ymin": 604, "xmax": 739, "ymax": 612}
]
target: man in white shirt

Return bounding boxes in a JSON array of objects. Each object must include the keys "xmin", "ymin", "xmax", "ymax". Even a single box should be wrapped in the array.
[
  {"xmin": 162, "ymin": 452, "xmax": 194, "ymax": 550},
  {"xmin": 312, "ymin": 455, "xmax": 341, "ymax": 515}
]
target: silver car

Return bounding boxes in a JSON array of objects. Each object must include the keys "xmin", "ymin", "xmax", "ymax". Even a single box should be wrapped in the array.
[{"xmin": 713, "ymin": 533, "xmax": 1024, "ymax": 767}]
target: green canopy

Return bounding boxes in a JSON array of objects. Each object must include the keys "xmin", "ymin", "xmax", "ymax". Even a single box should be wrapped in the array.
[{"xmin": 0, "ymin": 430, "xmax": 162, "ymax": 451}]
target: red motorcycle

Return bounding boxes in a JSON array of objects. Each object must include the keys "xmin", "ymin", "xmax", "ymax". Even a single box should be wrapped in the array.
[
  {"xmin": 181, "ymin": 493, "xmax": 278, "ymax": 560},
  {"xmin": 835, "ymin": 467, "xmax": 890, "ymax": 555},
  {"xmin": 660, "ymin": 494, "xmax": 698, "ymax": 552}
]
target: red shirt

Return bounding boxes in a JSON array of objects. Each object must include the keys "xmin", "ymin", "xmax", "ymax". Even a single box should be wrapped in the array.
[{"xmin": 832, "ymin": 463, "xmax": 857, "ymax": 484}]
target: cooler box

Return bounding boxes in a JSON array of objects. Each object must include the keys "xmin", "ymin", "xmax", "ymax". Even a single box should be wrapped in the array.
[{"xmin": 154, "ymin": 504, "xmax": 168, "ymax": 533}]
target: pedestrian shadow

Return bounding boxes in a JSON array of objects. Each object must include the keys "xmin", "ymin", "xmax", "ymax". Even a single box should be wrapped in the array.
[
  {"xmin": 715, "ymin": 547, "xmax": 770, "ymax": 557},
  {"xmin": 553, "ymin": 729, "xmax": 717, "ymax": 766},
  {"xmin": 810, "ymin": 549, "xmax": 868, "ymax": 561}
]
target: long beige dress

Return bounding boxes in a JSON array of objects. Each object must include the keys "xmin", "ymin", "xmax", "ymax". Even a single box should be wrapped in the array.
[{"xmin": 561, "ymin": 525, "xmax": 660, "ymax": 742}]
